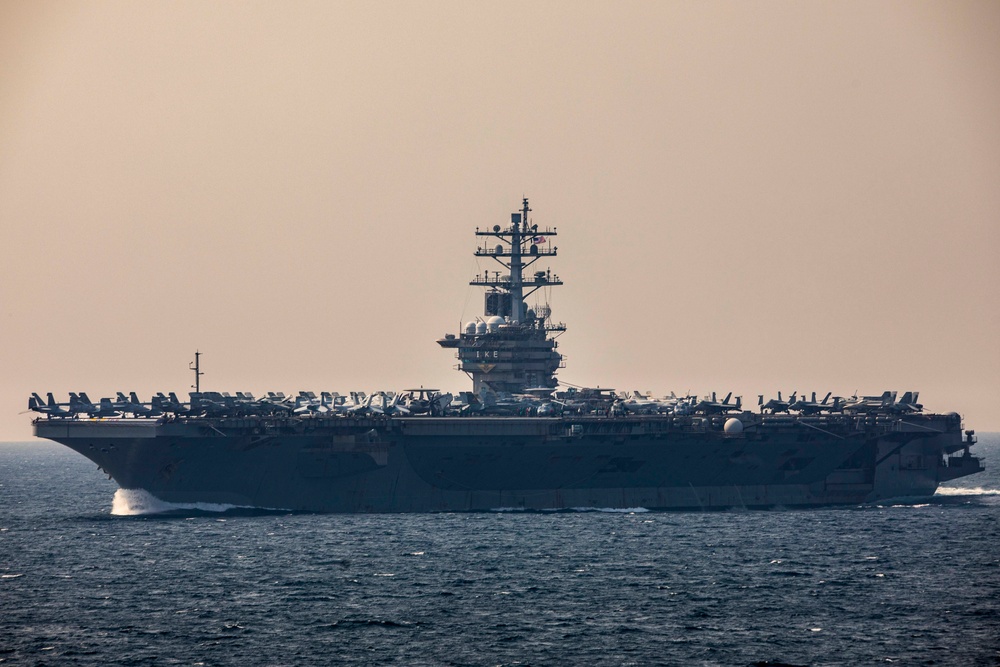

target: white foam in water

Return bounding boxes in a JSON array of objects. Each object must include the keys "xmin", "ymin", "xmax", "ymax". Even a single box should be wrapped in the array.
[
  {"xmin": 488, "ymin": 507, "xmax": 528, "ymax": 512},
  {"xmin": 111, "ymin": 488, "xmax": 259, "ymax": 515},
  {"xmin": 490, "ymin": 506, "xmax": 650, "ymax": 513},
  {"xmin": 935, "ymin": 486, "xmax": 1000, "ymax": 497},
  {"xmin": 570, "ymin": 506, "xmax": 650, "ymax": 513}
]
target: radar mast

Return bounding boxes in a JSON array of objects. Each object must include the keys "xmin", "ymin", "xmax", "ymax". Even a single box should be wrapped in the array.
[{"xmin": 437, "ymin": 198, "xmax": 565, "ymax": 394}]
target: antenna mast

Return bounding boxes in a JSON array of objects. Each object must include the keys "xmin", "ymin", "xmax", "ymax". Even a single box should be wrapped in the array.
[{"xmin": 190, "ymin": 351, "xmax": 203, "ymax": 393}]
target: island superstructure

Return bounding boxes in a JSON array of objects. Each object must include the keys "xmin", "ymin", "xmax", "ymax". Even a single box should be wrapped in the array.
[
  {"xmin": 31, "ymin": 199, "xmax": 985, "ymax": 512},
  {"xmin": 437, "ymin": 197, "xmax": 564, "ymax": 395}
]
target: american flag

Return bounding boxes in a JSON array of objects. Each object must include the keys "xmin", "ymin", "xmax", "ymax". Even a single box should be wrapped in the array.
[{"xmin": 532, "ymin": 236, "xmax": 546, "ymax": 244}]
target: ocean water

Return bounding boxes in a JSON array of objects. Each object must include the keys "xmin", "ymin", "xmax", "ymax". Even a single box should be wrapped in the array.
[{"xmin": 1, "ymin": 437, "xmax": 998, "ymax": 666}]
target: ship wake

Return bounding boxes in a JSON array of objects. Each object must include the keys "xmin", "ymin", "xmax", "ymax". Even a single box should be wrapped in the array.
[{"xmin": 111, "ymin": 488, "xmax": 290, "ymax": 516}]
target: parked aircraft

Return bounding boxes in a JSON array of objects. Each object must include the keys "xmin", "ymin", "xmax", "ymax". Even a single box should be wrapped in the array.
[
  {"xmin": 842, "ymin": 391, "xmax": 897, "ymax": 413},
  {"xmin": 69, "ymin": 393, "xmax": 120, "ymax": 418},
  {"xmin": 789, "ymin": 392, "xmax": 834, "ymax": 415},
  {"xmin": 28, "ymin": 392, "xmax": 74, "ymax": 418},
  {"xmin": 116, "ymin": 392, "xmax": 162, "ymax": 417},
  {"xmin": 760, "ymin": 392, "xmax": 793, "ymax": 413},
  {"xmin": 694, "ymin": 392, "xmax": 741, "ymax": 414}
]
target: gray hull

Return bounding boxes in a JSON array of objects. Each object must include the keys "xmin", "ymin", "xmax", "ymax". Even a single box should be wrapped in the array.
[{"xmin": 35, "ymin": 412, "xmax": 984, "ymax": 512}]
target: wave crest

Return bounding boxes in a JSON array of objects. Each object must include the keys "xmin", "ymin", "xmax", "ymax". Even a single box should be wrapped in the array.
[{"xmin": 935, "ymin": 486, "xmax": 1000, "ymax": 497}]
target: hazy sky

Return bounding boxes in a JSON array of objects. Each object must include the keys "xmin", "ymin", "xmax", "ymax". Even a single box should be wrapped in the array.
[{"xmin": 2, "ymin": 1, "xmax": 998, "ymax": 439}]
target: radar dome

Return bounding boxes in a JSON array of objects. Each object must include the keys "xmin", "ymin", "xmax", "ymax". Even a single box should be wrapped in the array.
[
  {"xmin": 487, "ymin": 316, "xmax": 505, "ymax": 332},
  {"xmin": 724, "ymin": 418, "xmax": 744, "ymax": 434},
  {"xmin": 465, "ymin": 322, "xmax": 477, "ymax": 334},
  {"xmin": 476, "ymin": 321, "xmax": 488, "ymax": 335}
]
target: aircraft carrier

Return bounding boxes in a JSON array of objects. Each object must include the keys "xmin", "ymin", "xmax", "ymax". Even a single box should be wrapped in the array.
[{"xmin": 31, "ymin": 199, "xmax": 984, "ymax": 512}]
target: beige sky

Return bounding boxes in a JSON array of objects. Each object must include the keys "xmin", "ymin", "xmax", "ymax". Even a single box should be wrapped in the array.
[{"xmin": 1, "ymin": 0, "xmax": 998, "ymax": 439}]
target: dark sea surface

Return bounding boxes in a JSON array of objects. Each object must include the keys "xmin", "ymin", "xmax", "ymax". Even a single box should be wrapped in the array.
[{"xmin": 1, "ymin": 436, "xmax": 999, "ymax": 667}]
